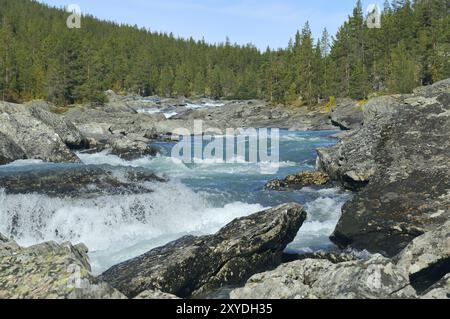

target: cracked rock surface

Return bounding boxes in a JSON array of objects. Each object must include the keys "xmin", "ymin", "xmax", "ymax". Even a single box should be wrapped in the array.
[{"xmin": 99, "ymin": 203, "xmax": 307, "ymax": 298}]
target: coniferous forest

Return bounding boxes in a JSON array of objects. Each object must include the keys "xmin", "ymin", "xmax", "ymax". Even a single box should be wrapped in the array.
[{"xmin": 0, "ymin": 0, "xmax": 449, "ymax": 106}]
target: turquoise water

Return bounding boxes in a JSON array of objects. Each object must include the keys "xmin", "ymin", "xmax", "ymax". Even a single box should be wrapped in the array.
[{"xmin": 0, "ymin": 130, "xmax": 351, "ymax": 274}]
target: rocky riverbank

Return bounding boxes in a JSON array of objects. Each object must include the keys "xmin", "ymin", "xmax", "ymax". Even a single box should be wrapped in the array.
[
  {"xmin": 0, "ymin": 92, "xmax": 341, "ymax": 166},
  {"xmin": 0, "ymin": 203, "xmax": 305, "ymax": 299},
  {"xmin": 318, "ymin": 79, "xmax": 450, "ymax": 258},
  {"xmin": 0, "ymin": 80, "xmax": 449, "ymax": 299},
  {"xmin": 241, "ymin": 78, "xmax": 449, "ymax": 299}
]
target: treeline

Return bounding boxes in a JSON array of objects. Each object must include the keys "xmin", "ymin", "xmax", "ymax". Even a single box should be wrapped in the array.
[
  {"xmin": 266, "ymin": 0, "xmax": 450, "ymax": 105},
  {"xmin": 0, "ymin": 0, "xmax": 449, "ymax": 106}
]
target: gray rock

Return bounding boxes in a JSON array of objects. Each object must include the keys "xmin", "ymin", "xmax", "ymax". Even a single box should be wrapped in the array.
[
  {"xmin": 330, "ymin": 93, "xmax": 450, "ymax": 256},
  {"xmin": 0, "ymin": 166, "xmax": 167, "ymax": 197},
  {"xmin": 99, "ymin": 203, "xmax": 307, "ymax": 298},
  {"xmin": 134, "ymin": 290, "xmax": 180, "ymax": 300},
  {"xmin": 29, "ymin": 102, "xmax": 86, "ymax": 149},
  {"xmin": 171, "ymin": 100, "xmax": 334, "ymax": 132},
  {"xmin": 0, "ymin": 132, "xmax": 26, "ymax": 165},
  {"xmin": 316, "ymin": 114, "xmax": 387, "ymax": 190},
  {"xmin": 0, "ymin": 104, "xmax": 80, "ymax": 164},
  {"xmin": 265, "ymin": 171, "xmax": 330, "ymax": 191},
  {"xmin": 362, "ymin": 95, "xmax": 406, "ymax": 123},
  {"xmin": 230, "ymin": 255, "xmax": 415, "ymax": 299},
  {"xmin": 108, "ymin": 136, "xmax": 158, "ymax": 161},
  {"xmin": 395, "ymin": 220, "xmax": 450, "ymax": 294},
  {"xmin": 421, "ymin": 274, "xmax": 450, "ymax": 299},
  {"xmin": 413, "ymin": 78, "xmax": 450, "ymax": 97},
  {"xmin": 64, "ymin": 104, "xmax": 161, "ymax": 156},
  {"xmin": 282, "ymin": 251, "xmax": 359, "ymax": 264},
  {"xmin": 0, "ymin": 234, "xmax": 126, "ymax": 299},
  {"xmin": 0, "ymin": 234, "xmax": 20, "ymax": 257},
  {"xmin": 317, "ymin": 80, "xmax": 450, "ymax": 256},
  {"xmin": 330, "ymin": 99, "xmax": 364, "ymax": 130}
]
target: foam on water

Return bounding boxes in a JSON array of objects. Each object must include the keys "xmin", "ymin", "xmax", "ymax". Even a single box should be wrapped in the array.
[
  {"xmin": 0, "ymin": 183, "xmax": 264, "ymax": 274},
  {"xmin": 136, "ymin": 108, "xmax": 178, "ymax": 119},
  {"xmin": 163, "ymin": 111, "xmax": 178, "ymax": 119},
  {"xmin": 2, "ymin": 159, "xmax": 45, "ymax": 167},
  {"xmin": 287, "ymin": 190, "xmax": 351, "ymax": 253},
  {"xmin": 77, "ymin": 151, "xmax": 296, "ymax": 177},
  {"xmin": 185, "ymin": 102, "xmax": 224, "ymax": 109},
  {"xmin": 0, "ymin": 130, "xmax": 348, "ymax": 274}
]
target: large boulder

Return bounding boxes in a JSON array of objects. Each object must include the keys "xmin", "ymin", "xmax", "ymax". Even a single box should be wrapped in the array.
[
  {"xmin": 230, "ymin": 255, "xmax": 415, "ymax": 299},
  {"xmin": 99, "ymin": 203, "xmax": 307, "ymax": 298},
  {"xmin": 0, "ymin": 166, "xmax": 166, "ymax": 197},
  {"xmin": 362, "ymin": 95, "xmax": 406, "ymax": 123},
  {"xmin": 317, "ymin": 80, "xmax": 450, "ymax": 256},
  {"xmin": 316, "ymin": 110, "xmax": 392, "ymax": 190},
  {"xmin": 108, "ymin": 136, "xmax": 158, "ymax": 161},
  {"xmin": 330, "ymin": 93, "xmax": 450, "ymax": 256},
  {"xmin": 421, "ymin": 274, "xmax": 450, "ymax": 299},
  {"xmin": 413, "ymin": 78, "xmax": 450, "ymax": 97},
  {"xmin": 29, "ymin": 102, "xmax": 86, "ymax": 149},
  {"xmin": 0, "ymin": 234, "xmax": 125, "ymax": 299},
  {"xmin": 330, "ymin": 99, "xmax": 364, "ymax": 130},
  {"xmin": 395, "ymin": 220, "xmax": 450, "ymax": 294},
  {"xmin": 0, "ymin": 132, "xmax": 26, "ymax": 165},
  {"xmin": 0, "ymin": 103, "xmax": 80, "ymax": 164}
]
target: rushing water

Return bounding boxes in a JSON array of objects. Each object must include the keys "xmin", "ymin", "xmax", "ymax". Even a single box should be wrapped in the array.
[{"xmin": 0, "ymin": 130, "xmax": 351, "ymax": 275}]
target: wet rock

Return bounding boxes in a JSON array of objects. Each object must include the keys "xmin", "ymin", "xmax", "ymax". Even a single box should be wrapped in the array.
[
  {"xmin": 265, "ymin": 171, "xmax": 330, "ymax": 191},
  {"xmin": 0, "ymin": 234, "xmax": 20, "ymax": 257},
  {"xmin": 99, "ymin": 203, "xmax": 307, "ymax": 298},
  {"xmin": 108, "ymin": 136, "xmax": 158, "ymax": 161},
  {"xmin": 282, "ymin": 251, "xmax": 359, "ymax": 264},
  {"xmin": 0, "ymin": 234, "xmax": 126, "ymax": 299},
  {"xmin": 0, "ymin": 166, "xmax": 167, "ymax": 197},
  {"xmin": 230, "ymin": 255, "xmax": 415, "ymax": 299}
]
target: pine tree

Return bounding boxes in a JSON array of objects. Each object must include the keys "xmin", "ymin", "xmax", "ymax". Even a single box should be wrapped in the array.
[
  {"xmin": 208, "ymin": 66, "xmax": 223, "ymax": 100},
  {"xmin": 173, "ymin": 63, "xmax": 190, "ymax": 97},
  {"xmin": 298, "ymin": 22, "xmax": 315, "ymax": 106},
  {"xmin": 0, "ymin": 20, "xmax": 17, "ymax": 101},
  {"xmin": 388, "ymin": 43, "xmax": 418, "ymax": 93},
  {"xmin": 158, "ymin": 65, "xmax": 174, "ymax": 97},
  {"xmin": 0, "ymin": 0, "xmax": 448, "ymax": 106}
]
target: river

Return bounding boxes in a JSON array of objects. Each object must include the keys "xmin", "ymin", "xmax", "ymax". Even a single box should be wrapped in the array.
[{"xmin": 0, "ymin": 130, "xmax": 351, "ymax": 275}]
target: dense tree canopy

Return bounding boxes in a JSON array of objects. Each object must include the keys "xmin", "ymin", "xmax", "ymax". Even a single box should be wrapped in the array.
[{"xmin": 0, "ymin": 0, "xmax": 448, "ymax": 105}]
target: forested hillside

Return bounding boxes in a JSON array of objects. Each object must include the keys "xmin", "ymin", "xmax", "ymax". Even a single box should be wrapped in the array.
[{"xmin": 0, "ymin": 0, "xmax": 449, "ymax": 106}]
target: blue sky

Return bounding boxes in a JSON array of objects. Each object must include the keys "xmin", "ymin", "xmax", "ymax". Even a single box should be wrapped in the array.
[{"xmin": 40, "ymin": 0, "xmax": 385, "ymax": 50}]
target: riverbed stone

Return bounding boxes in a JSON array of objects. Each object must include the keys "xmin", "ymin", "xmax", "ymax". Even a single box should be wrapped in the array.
[
  {"xmin": 0, "ymin": 102, "xmax": 80, "ymax": 164},
  {"xmin": 99, "ymin": 203, "xmax": 307, "ymax": 298},
  {"xmin": 330, "ymin": 99, "xmax": 363, "ymax": 130},
  {"xmin": 230, "ymin": 255, "xmax": 415, "ymax": 299},
  {"xmin": 266, "ymin": 171, "xmax": 330, "ymax": 191},
  {"xmin": 29, "ymin": 102, "xmax": 86, "ymax": 149},
  {"xmin": 0, "ymin": 166, "xmax": 167, "ymax": 197},
  {"xmin": 0, "ymin": 132, "xmax": 26, "ymax": 165},
  {"xmin": 0, "ymin": 234, "xmax": 126, "ymax": 299},
  {"xmin": 317, "ymin": 80, "xmax": 450, "ymax": 257}
]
